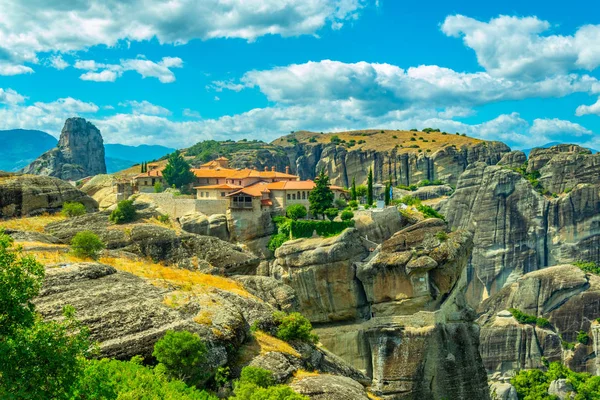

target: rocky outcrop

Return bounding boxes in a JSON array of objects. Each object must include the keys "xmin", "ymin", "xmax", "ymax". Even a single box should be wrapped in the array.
[
  {"xmin": 80, "ymin": 174, "xmax": 119, "ymax": 210},
  {"xmin": 233, "ymin": 275, "xmax": 298, "ymax": 312},
  {"xmin": 281, "ymin": 140, "xmax": 509, "ymax": 187},
  {"xmin": 394, "ymin": 184, "xmax": 454, "ymax": 201},
  {"xmin": 290, "ymin": 375, "xmax": 371, "ymax": 400},
  {"xmin": 477, "ymin": 265, "xmax": 600, "ymax": 375},
  {"xmin": 497, "ymin": 150, "xmax": 527, "ymax": 169},
  {"xmin": 274, "ymin": 220, "xmax": 490, "ymax": 399},
  {"xmin": 441, "ymin": 149, "xmax": 600, "ymax": 305},
  {"xmin": 179, "ymin": 212, "xmax": 230, "ymax": 241},
  {"xmin": 353, "ymin": 207, "xmax": 405, "ymax": 244},
  {"xmin": 22, "ymin": 117, "xmax": 106, "ymax": 180},
  {"xmin": 0, "ymin": 172, "xmax": 98, "ymax": 217}
]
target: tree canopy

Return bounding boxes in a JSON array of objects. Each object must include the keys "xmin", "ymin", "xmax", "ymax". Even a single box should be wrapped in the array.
[
  {"xmin": 308, "ymin": 170, "xmax": 334, "ymax": 218},
  {"xmin": 162, "ymin": 150, "xmax": 195, "ymax": 189}
]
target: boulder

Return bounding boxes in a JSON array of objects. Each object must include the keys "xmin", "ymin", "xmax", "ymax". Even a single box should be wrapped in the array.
[
  {"xmin": 233, "ymin": 276, "xmax": 298, "ymax": 312},
  {"xmin": 490, "ymin": 382, "xmax": 518, "ymax": 400},
  {"xmin": 353, "ymin": 206, "xmax": 405, "ymax": 244},
  {"xmin": 290, "ymin": 375, "xmax": 370, "ymax": 400},
  {"xmin": 497, "ymin": 150, "xmax": 527, "ymax": 169},
  {"xmin": 80, "ymin": 174, "xmax": 119, "ymax": 210},
  {"xmin": 548, "ymin": 379, "xmax": 575, "ymax": 400}
]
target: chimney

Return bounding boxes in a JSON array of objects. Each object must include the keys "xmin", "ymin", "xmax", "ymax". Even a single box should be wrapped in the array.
[
  {"xmin": 264, "ymin": 166, "xmax": 268, "ymax": 172},
  {"xmin": 285, "ymin": 166, "xmax": 290, "ymax": 174},
  {"xmin": 271, "ymin": 166, "xmax": 276, "ymax": 172}
]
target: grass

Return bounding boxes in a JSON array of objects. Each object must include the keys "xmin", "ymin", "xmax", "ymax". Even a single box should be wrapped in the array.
[
  {"xmin": 0, "ymin": 214, "xmax": 66, "ymax": 233},
  {"xmin": 236, "ymin": 330, "xmax": 301, "ymax": 367},
  {"xmin": 273, "ymin": 129, "xmax": 483, "ymax": 154},
  {"xmin": 293, "ymin": 369, "xmax": 320, "ymax": 379}
]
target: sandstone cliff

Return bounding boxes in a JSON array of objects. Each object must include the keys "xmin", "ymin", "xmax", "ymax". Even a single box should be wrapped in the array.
[
  {"xmin": 0, "ymin": 172, "xmax": 98, "ymax": 217},
  {"xmin": 272, "ymin": 220, "xmax": 490, "ymax": 399},
  {"xmin": 273, "ymin": 130, "xmax": 510, "ymax": 187},
  {"xmin": 22, "ymin": 117, "xmax": 106, "ymax": 180}
]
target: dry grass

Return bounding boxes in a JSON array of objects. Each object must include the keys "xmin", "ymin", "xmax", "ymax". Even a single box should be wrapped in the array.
[
  {"xmin": 254, "ymin": 331, "xmax": 300, "ymax": 357},
  {"xmin": 0, "ymin": 214, "xmax": 66, "ymax": 233},
  {"xmin": 273, "ymin": 129, "xmax": 483, "ymax": 154},
  {"xmin": 293, "ymin": 369, "xmax": 320, "ymax": 379},
  {"xmin": 367, "ymin": 392, "xmax": 384, "ymax": 400}
]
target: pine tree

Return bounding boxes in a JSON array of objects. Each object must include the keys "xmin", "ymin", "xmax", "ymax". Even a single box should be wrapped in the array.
[
  {"xmin": 308, "ymin": 170, "xmax": 334, "ymax": 219},
  {"xmin": 162, "ymin": 151, "xmax": 195, "ymax": 190},
  {"xmin": 367, "ymin": 167, "xmax": 374, "ymax": 206},
  {"xmin": 384, "ymin": 178, "xmax": 391, "ymax": 206},
  {"xmin": 351, "ymin": 177, "xmax": 357, "ymax": 201}
]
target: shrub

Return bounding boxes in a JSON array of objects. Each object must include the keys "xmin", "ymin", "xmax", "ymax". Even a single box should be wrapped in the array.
[
  {"xmin": 574, "ymin": 261, "xmax": 600, "ymax": 275},
  {"xmin": 509, "ymin": 308, "xmax": 538, "ymax": 325},
  {"xmin": 61, "ymin": 202, "xmax": 86, "ymax": 217},
  {"xmin": 157, "ymin": 214, "xmax": 170, "ymax": 224},
  {"xmin": 399, "ymin": 195, "xmax": 421, "ymax": 206},
  {"xmin": 308, "ymin": 137, "xmax": 317, "ymax": 143},
  {"xmin": 348, "ymin": 200, "xmax": 358, "ymax": 209},
  {"xmin": 230, "ymin": 382, "xmax": 307, "ymax": 400},
  {"xmin": 334, "ymin": 198, "xmax": 347, "ymax": 209},
  {"xmin": 286, "ymin": 204, "xmax": 307, "ymax": 221},
  {"xmin": 340, "ymin": 210, "xmax": 354, "ymax": 221},
  {"xmin": 435, "ymin": 231, "xmax": 448, "ymax": 242},
  {"xmin": 268, "ymin": 233, "xmax": 288, "ymax": 252},
  {"xmin": 274, "ymin": 312, "xmax": 318, "ymax": 343},
  {"xmin": 577, "ymin": 330, "xmax": 590, "ymax": 345},
  {"xmin": 324, "ymin": 207, "xmax": 339, "ymax": 221},
  {"xmin": 71, "ymin": 231, "xmax": 104, "ymax": 259},
  {"xmin": 410, "ymin": 137, "xmax": 416, "ymax": 141},
  {"xmin": 239, "ymin": 366, "xmax": 275, "ymax": 388},
  {"xmin": 290, "ymin": 220, "xmax": 353, "ymax": 238},
  {"xmin": 417, "ymin": 204, "xmax": 445, "ymax": 220},
  {"xmin": 330, "ymin": 135, "xmax": 341, "ymax": 144},
  {"xmin": 109, "ymin": 200, "xmax": 137, "ymax": 224},
  {"xmin": 536, "ymin": 317, "xmax": 550, "ymax": 328},
  {"xmin": 153, "ymin": 330, "xmax": 209, "ymax": 386},
  {"xmin": 154, "ymin": 182, "xmax": 164, "ymax": 193}
]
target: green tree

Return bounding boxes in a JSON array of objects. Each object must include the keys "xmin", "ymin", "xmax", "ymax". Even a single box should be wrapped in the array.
[
  {"xmin": 71, "ymin": 231, "xmax": 105, "ymax": 259},
  {"xmin": 308, "ymin": 170, "xmax": 334, "ymax": 219},
  {"xmin": 239, "ymin": 366, "xmax": 275, "ymax": 388},
  {"xmin": 324, "ymin": 207, "xmax": 339, "ymax": 221},
  {"xmin": 351, "ymin": 177, "xmax": 357, "ymax": 201},
  {"xmin": 286, "ymin": 204, "xmax": 307, "ymax": 221},
  {"xmin": 355, "ymin": 185, "xmax": 368, "ymax": 200},
  {"xmin": 274, "ymin": 312, "xmax": 318, "ymax": 343},
  {"xmin": 109, "ymin": 199, "xmax": 137, "ymax": 224},
  {"xmin": 162, "ymin": 150, "xmax": 195, "ymax": 190},
  {"xmin": 153, "ymin": 330, "xmax": 209, "ymax": 386},
  {"xmin": 367, "ymin": 167, "xmax": 374, "ymax": 206},
  {"xmin": 154, "ymin": 181, "xmax": 164, "ymax": 193},
  {"xmin": 340, "ymin": 210, "xmax": 354, "ymax": 221},
  {"xmin": 384, "ymin": 179, "xmax": 391, "ymax": 206},
  {"xmin": 61, "ymin": 201, "xmax": 87, "ymax": 217},
  {"xmin": 231, "ymin": 367, "xmax": 308, "ymax": 400}
]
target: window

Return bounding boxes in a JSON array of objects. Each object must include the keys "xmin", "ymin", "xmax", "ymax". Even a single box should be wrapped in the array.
[
  {"xmin": 200, "ymin": 192, "xmax": 204, "ymax": 198},
  {"xmin": 292, "ymin": 194, "xmax": 296, "ymax": 200},
  {"xmin": 205, "ymin": 192, "xmax": 209, "ymax": 198},
  {"xmin": 287, "ymin": 194, "xmax": 291, "ymax": 200},
  {"xmin": 221, "ymin": 192, "xmax": 226, "ymax": 197},
  {"xmin": 297, "ymin": 191, "xmax": 300, "ymax": 199},
  {"xmin": 145, "ymin": 181, "xmax": 148, "ymax": 186},
  {"xmin": 302, "ymin": 191, "xmax": 306, "ymax": 199}
]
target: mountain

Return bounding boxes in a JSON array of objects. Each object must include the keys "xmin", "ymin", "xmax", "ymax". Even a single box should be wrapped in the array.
[
  {"xmin": 104, "ymin": 144, "xmax": 175, "ymax": 165},
  {"xmin": 0, "ymin": 129, "xmax": 58, "ymax": 171},
  {"xmin": 522, "ymin": 141, "xmax": 598, "ymax": 157}
]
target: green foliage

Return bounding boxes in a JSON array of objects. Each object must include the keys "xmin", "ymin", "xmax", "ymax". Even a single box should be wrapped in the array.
[
  {"xmin": 330, "ymin": 135, "xmax": 341, "ymax": 144},
  {"xmin": 290, "ymin": 220, "xmax": 354, "ymax": 239},
  {"xmin": 577, "ymin": 330, "xmax": 590, "ymax": 345},
  {"xmin": 109, "ymin": 199, "xmax": 137, "ymax": 224},
  {"xmin": 324, "ymin": 207, "xmax": 339, "ymax": 221},
  {"xmin": 384, "ymin": 179, "xmax": 391, "ymax": 206},
  {"xmin": 334, "ymin": 198, "xmax": 347, "ymax": 209},
  {"xmin": 348, "ymin": 200, "xmax": 358, "ymax": 210},
  {"xmin": 268, "ymin": 217, "xmax": 293, "ymax": 252},
  {"xmin": 157, "ymin": 214, "xmax": 170, "ymax": 224},
  {"xmin": 308, "ymin": 170, "xmax": 334, "ymax": 218},
  {"xmin": 154, "ymin": 181, "xmax": 164, "ymax": 193},
  {"xmin": 230, "ymin": 381, "xmax": 308, "ymax": 400},
  {"xmin": 286, "ymin": 204, "xmax": 307, "ymax": 221},
  {"xmin": 367, "ymin": 167, "xmax": 374, "ymax": 206},
  {"xmin": 351, "ymin": 177, "xmax": 357, "ymax": 201},
  {"xmin": 268, "ymin": 234, "xmax": 288, "ymax": 253},
  {"xmin": 186, "ymin": 139, "xmax": 281, "ymax": 163},
  {"xmin": 274, "ymin": 312, "xmax": 318, "ymax": 343},
  {"xmin": 435, "ymin": 231, "xmax": 448, "ymax": 242},
  {"xmin": 71, "ymin": 231, "xmax": 105, "ymax": 259},
  {"xmin": 355, "ymin": 184, "xmax": 368, "ymax": 199},
  {"xmin": 239, "ymin": 366, "xmax": 275, "ymax": 388},
  {"xmin": 0, "ymin": 231, "xmax": 45, "ymax": 336},
  {"xmin": 417, "ymin": 204, "xmax": 445, "ymax": 220},
  {"xmin": 163, "ymin": 150, "xmax": 195, "ymax": 189},
  {"xmin": 152, "ymin": 330, "xmax": 209, "ymax": 386},
  {"xmin": 76, "ymin": 357, "xmax": 216, "ymax": 400},
  {"xmin": 399, "ymin": 195, "xmax": 421, "ymax": 206},
  {"xmin": 308, "ymin": 137, "xmax": 317, "ymax": 143},
  {"xmin": 214, "ymin": 366, "xmax": 230, "ymax": 389},
  {"xmin": 536, "ymin": 318, "xmax": 550, "ymax": 328},
  {"xmin": 509, "ymin": 308, "xmax": 551, "ymax": 329},
  {"xmin": 340, "ymin": 210, "xmax": 354, "ymax": 221},
  {"xmin": 61, "ymin": 201, "xmax": 87, "ymax": 217},
  {"xmin": 574, "ymin": 261, "xmax": 600, "ymax": 275}
]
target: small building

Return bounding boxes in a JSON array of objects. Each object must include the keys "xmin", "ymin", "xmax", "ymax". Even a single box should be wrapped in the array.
[{"xmin": 134, "ymin": 168, "xmax": 166, "ymax": 193}]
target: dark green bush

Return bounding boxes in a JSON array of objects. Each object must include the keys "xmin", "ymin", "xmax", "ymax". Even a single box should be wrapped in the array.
[
  {"xmin": 239, "ymin": 366, "xmax": 275, "ymax": 388},
  {"xmin": 268, "ymin": 233, "xmax": 288, "ymax": 253},
  {"xmin": 536, "ymin": 317, "xmax": 550, "ymax": 328},
  {"xmin": 340, "ymin": 210, "xmax": 354, "ymax": 221},
  {"xmin": 71, "ymin": 231, "xmax": 105, "ymax": 259},
  {"xmin": 509, "ymin": 308, "xmax": 538, "ymax": 325},
  {"xmin": 286, "ymin": 204, "xmax": 307, "ymax": 221},
  {"xmin": 574, "ymin": 261, "xmax": 600, "ymax": 275},
  {"xmin": 324, "ymin": 207, "xmax": 339, "ymax": 221},
  {"xmin": 152, "ymin": 330, "xmax": 209, "ymax": 386},
  {"xmin": 109, "ymin": 200, "xmax": 136, "ymax": 224},
  {"xmin": 417, "ymin": 204, "xmax": 445, "ymax": 220},
  {"xmin": 290, "ymin": 220, "xmax": 353, "ymax": 238},
  {"xmin": 61, "ymin": 202, "xmax": 86, "ymax": 217},
  {"xmin": 577, "ymin": 330, "xmax": 590, "ymax": 345},
  {"xmin": 274, "ymin": 312, "xmax": 318, "ymax": 344}
]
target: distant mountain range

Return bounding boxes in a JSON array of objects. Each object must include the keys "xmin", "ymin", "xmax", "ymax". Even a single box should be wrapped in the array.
[
  {"xmin": 521, "ymin": 142, "xmax": 598, "ymax": 157},
  {"xmin": 0, "ymin": 129, "xmax": 175, "ymax": 173}
]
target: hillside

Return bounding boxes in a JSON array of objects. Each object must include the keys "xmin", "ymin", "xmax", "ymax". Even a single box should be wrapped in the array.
[{"xmin": 0, "ymin": 129, "xmax": 58, "ymax": 171}]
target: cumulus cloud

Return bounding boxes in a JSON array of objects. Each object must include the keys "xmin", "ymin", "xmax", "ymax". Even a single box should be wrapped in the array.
[
  {"xmin": 183, "ymin": 108, "xmax": 202, "ymax": 118},
  {"xmin": 0, "ymin": 63, "xmax": 34, "ymax": 76},
  {"xmin": 48, "ymin": 55, "xmax": 69, "ymax": 70},
  {"xmin": 576, "ymin": 97, "xmax": 600, "ymax": 116},
  {"xmin": 0, "ymin": 88, "xmax": 26, "ymax": 105},
  {"xmin": 74, "ymin": 56, "xmax": 183, "ymax": 83},
  {"xmin": 441, "ymin": 15, "xmax": 600, "ymax": 79},
  {"xmin": 120, "ymin": 100, "xmax": 171, "ymax": 116},
  {"xmin": 0, "ymin": 0, "xmax": 366, "ymax": 73},
  {"xmin": 530, "ymin": 118, "xmax": 592, "ymax": 139}
]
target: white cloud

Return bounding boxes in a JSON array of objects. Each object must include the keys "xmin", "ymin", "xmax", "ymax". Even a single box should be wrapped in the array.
[
  {"xmin": 0, "ymin": 0, "xmax": 366, "ymax": 72},
  {"xmin": 74, "ymin": 56, "xmax": 182, "ymax": 83},
  {"xmin": 576, "ymin": 97, "xmax": 600, "ymax": 116},
  {"xmin": 530, "ymin": 118, "xmax": 592, "ymax": 138},
  {"xmin": 0, "ymin": 88, "xmax": 26, "ymax": 105},
  {"xmin": 183, "ymin": 108, "xmax": 201, "ymax": 118},
  {"xmin": 441, "ymin": 15, "xmax": 600, "ymax": 79},
  {"xmin": 120, "ymin": 100, "xmax": 171, "ymax": 116},
  {"xmin": 0, "ymin": 63, "xmax": 34, "ymax": 76},
  {"xmin": 48, "ymin": 55, "xmax": 69, "ymax": 70}
]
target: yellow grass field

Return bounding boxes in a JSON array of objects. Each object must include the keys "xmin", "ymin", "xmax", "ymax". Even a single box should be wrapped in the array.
[{"xmin": 0, "ymin": 214, "xmax": 66, "ymax": 233}]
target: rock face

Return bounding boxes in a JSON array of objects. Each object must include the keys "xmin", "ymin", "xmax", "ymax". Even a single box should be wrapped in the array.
[
  {"xmin": 0, "ymin": 172, "xmax": 98, "ymax": 217},
  {"xmin": 281, "ymin": 140, "xmax": 509, "ymax": 187},
  {"xmin": 441, "ymin": 147, "xmax": 600, "ymax": 305},
  {"xmin": 477, "ymin": 265, "xmax": 600, "ymax": 375},
  {"xmin": 273, "ymin": 221, "xmax": 490, "ymax": 399},
  {"xmin": 22, "ymin": 117, "xmax": 106, "ymax": 180},
  {"xmin": 179, "ymin": 212, "xmax": 230, "ymax": 241},
  {"xmin": 290, "ymin": 375, "xmax": 370, "ymax": 400}
]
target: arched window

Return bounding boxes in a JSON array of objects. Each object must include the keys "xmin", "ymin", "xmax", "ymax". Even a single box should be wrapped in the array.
[
  {"xmin": 302, "ymin": 191, "xmax": 306, "ymax": 199},
  {"xmin": 292, "ymin": 194, "xmax": 296, "ymax": 200}
]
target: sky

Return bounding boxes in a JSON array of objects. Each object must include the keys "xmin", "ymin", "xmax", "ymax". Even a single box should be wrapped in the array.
[{"xmin": 0, "ymin": 0, "xmax": 599, "ymax": 150}]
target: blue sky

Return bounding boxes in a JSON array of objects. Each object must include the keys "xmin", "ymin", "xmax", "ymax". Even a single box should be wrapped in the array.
[{"xmin": 0, "ymin": 0, "xmax": 599, "ymax": 150}]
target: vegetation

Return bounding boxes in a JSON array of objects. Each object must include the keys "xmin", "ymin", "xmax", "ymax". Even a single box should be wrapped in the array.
[
  {"xmin": 511, "ymin": 362, "xmax": 600, "ymax": 400},
  {"xmin": 348, "ymin": 200, "xmax": 358, "ymax": 210},
  {"xmin": 163, "ymin": 150, "xmax": 195, "ymax": 190},
  {"xmin": 109, "ymin": 199, "xmax": 137, "ymax": 224},
  {"xmin": 239, "ymin": 366, "xmax": 275, "ymax": 388},
  {"xmin": 153, "ymin": 330, "xmax": 209, "ymax": 387},
  {"xmin": 384, "ymin": 179, "xmax": 392, "ymax": 206},
  {"xmin": 71, "ymin": 231, "xmax": 105, "ymax": 259},
  {"xmin": 577, "ymin": 330, "xmax": 590, "ymax": 345},
  {"xmin": 574, "ymin": 261, "xmax": 600, "ymax": 275},
  {"xmin": 274, "ymin": 312, "xmax": 318, "ymax": 344},
  {"xmin": 286, "ymin": 204, "xmax": 307, "ymax": 221},
  {"xmin": 290, "ymin": 219, "xmax": 354, "ymax": 239},
  {"xmin": 418, "ymin": 204, "xmax": 445, "ymax": 220},
  {"xmin": 356, "ymin": 184, "xmax": 368, "ymax": 199},
  {"xmin": 334, "ymin": 198, "xmax": 347, "ymax": 209},
  {"xmin": 308, "ymin": 170, "xmax": 334, "ymax": 219},
  {"xmin": 340, "ymin": 210, "xmax": 354, "ymax": 221},
  {"xmin": 324, "ymin": 207, "xmax": 339, "ymax": 221},
  {"xmin": 351, "ymin": 177, "xmax": 357, "ymax": 201},
  {"xmin": 154, "ymin": 181, "xmax": 164, "ymax": 193},
  {"xmin": 367, "ymin": 167, "xmax": 374, "ymax": 206},
  {"xmin": 506, "ymin": 161, "xmax": 554, "ymax": 196},
  {"xmin": 230, "ymin": 366, "xmax": 307, "ymax": 400},
  {"xmin": 61, "ymin": 202, "xmax": 87, "ymax": 217},
  {"xmin": 186, "ymin": 139, "xmax": 285, "ymax": 164},
  {"xmin": 509, "ymin": 308, "xmax": 551, "ymax": 328}
]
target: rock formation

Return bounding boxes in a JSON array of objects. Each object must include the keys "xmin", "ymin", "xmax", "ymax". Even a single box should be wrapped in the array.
[
  {"xmin": 478, "ymin": 265, "xmax": 600, "ymax": 375},
  {"xmin": 22, "ymin": 117, "xmax": 106, "ymax": 180},
  {"xmin": 272, "ymin": 220, "xmax": 490, "ymax": 399},
  {"xmin": 0, "ymin": 172, "xmax": 97, "ymax": 217}
]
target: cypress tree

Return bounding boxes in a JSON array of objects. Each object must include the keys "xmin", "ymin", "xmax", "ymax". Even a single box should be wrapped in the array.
[
  {"xmin": 367, "ymin": 167, "xmax": 374, "ymax": 206},
  {"xmin": 351, "ymin": 177, "xmax": 357, "ymax": 201},
  {"xmin": 384, "ymin": 178, "xmax": 391, "ymax": 206}
]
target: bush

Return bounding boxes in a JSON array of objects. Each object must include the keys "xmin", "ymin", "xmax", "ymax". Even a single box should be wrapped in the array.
[
  {"xmin": 71, "ymin": 231, "xmax": 105, "ymax": 259},
  {"xmin": 230, "ymin": 381, "xmax": 307, "ymax": 400},
  {"xmin": 574, "ymin": 261, "xmax": 600, "ymax": 275},
  {"xmin": 340, "ymin": 210, "xmax": 354, "ymax": 221},
  {"xmin": 154, "ymin": 182, "xmax": 164, "ymax": 193},
  {"xmin": 109, "ymin": 200, "xmax": 137, "ymax": 224},
  {"xmin": 324, "ymin": 207, "xmax": 339, "ymax": 221},
  {"xmin": 290, "ymin": 220, "xmax": 353, "ymax": 239},
  {"xmin": 61, "ymin": 202, "xmax": 86, "ymax": 217},
  {"xmin": 157, "ymin": 214, "xmax": 170, "ymax": 224},
  {"xmin": 577, "ymin": 330, "xmax": 590, "ymax": 345},
  {"xmin": 334, "ymin": 198, "xmax": 347, "ymax": 209},
  {"xmin": 536, "ymin": 317, "xmax": 550, "ymax": 328},
  {"xmin": 435, "ymin": 231, "xmax": 448, "ymax": 242},
  {"xmin": 286, "ymin": 204, "xmax": 307, "ymax": 221},
  {"xmin": 268, "ymin": 233, "xmax": 288, "ymax": 252},
  {"xmin": 417, "ymin": 204, "xmax": 445, "ymax": 220},
  {"xmin": 509, "ymin": 308, "xmax": 551, "ymax": 329},
  {"xmin": 348, "ymin": 200, "xmax": 358, "ymax": 209},
  {"xmin": 239, "ymin": 366, "xmax": 275, "ymax": 388},
  {"xmin": 274, "ymin": 312, "xmax": 318, "ymax": 343},
  {"xmin": 399, "ymin": 195, "xmax": 421, "ymax": 206},
  {"xmin": 153, "ymin": 330, "xmax": 208, "ymax": 386}
]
